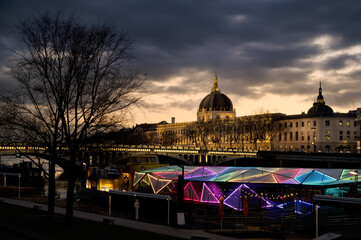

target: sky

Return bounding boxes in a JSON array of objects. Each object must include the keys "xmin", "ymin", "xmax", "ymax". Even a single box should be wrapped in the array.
[{"xmin": 1, "ymin": 0, "xmax": 361, "ymax": 126}]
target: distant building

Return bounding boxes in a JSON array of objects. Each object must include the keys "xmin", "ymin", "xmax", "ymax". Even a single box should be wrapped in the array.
[{"xmin": 140, "ymin": 75, "xmax": 361, "ymax": 153}]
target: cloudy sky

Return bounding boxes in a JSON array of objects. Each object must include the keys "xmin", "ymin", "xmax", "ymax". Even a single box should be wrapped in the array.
[{"xmin": 1, "ymin": 0, "xmax": 361, "ymax": 126}]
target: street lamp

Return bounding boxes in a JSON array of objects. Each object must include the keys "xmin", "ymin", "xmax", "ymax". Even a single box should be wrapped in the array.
[{"xmin": 350, "ymin": 170, "xmax": 358, "ymax": 185}]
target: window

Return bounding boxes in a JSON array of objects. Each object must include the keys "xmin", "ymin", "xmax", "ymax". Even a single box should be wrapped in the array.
[
  {"xmin": 346, "ymin": 136, "xmax": 350, "ymax": 141},
  {"xmin": 290, "ymin": 132, "xmax": 293, "ymax": 141},
  {"xmin": 313, "ymin": 121, "xmax": 316, "ymax": 127},
  {"xmin": 302, "ymin": 136, "xmax": 304, "ymax": 141},
  {"xmin": 354, "ymin": 131, "xmax": 358, "ymax": 136},
  {"xmin": 326, "ymin": 130, "xmax": 330, "ymax": 134},
  {"xmin": 347, "ymin": 121, "xmax": 350, "ymax": 126},
  {"xmin": 340, "ymin": 131, "xmax": 343, "ymax": 134},
  {"xmin": 302, "ymin": 122, "xmax": 304, "ymax": 127},
  {"xmin": 326, "ymin": 135, "xmax": 330, "ymax": 141},
  {"xmin": 279, "ymin": 133, "xmax": 282, "ymax": 141},
  {"xmin": 296, "ymin": 122, "xmax": 299, "ymax": 127},
  {"xmin": 284, "ymin": 132, "xmax": 287, "ymax": 141},
  {"xmin": 296, "ymin": 132, "xmax": 299, "ymax": 141},
  {"xmin": 347, "ymin": 131, "xmax": 350, "ymax": 135},
  {"xmin": 279, "ymin": 123, "xmax": 282, "ymax": 128},
  {"xmin": 355, "ymin": 121, "xmax": 358, "ymax": 127},
  {"xmin": 339, "ymin": 121, "xmax": 343, "ymax": 126},
  {"xmin": 290, "ymin": 122, "xmax": 293, "ymax": 128},
  {"xmin": 325, "ymin": 120, "xmax": 330, "ymax": 126},
  {"xmin": 284, "ymin": 122, "xmax": 287, "ymax": 128},
  {"xmin": 340, "ymin": 135, "xmax": 343, "ymax": 140},
  {"xmin": 307, "ymin": 135, "xmax": 310, "ymax": 141},
  {"xmin": 307, "ymin": 121, "xmax": 310, "ymax": 127}
]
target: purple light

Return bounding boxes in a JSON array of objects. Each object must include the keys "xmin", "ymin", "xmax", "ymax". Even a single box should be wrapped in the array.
[
  {"xmin": 201, "ymin": 183, "xmax": 220, "ymax": 203},
  {"xmin": 224, "ymin": 184, "xmax": 244, "ymax": 210},
  {"xmin": 185, "ymin": 167, "xmax": 218, "ymax": 180},
  {"xmin": 242, "ymin": 184, "xmax": 272, "ymax": 208}
]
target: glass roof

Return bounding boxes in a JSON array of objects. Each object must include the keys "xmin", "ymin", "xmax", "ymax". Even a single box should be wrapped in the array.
[{"xmin": 141, "ymin": 166, "xmax": 360, "ymax": 186}]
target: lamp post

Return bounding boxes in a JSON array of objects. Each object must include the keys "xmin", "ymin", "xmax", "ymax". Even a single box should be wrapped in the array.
[
  {"xmin": 350, "ymin": 170, "xmax": 358, "ymax": 185},
  {"xmin": 350, "ymin": 170, "xmax": 358, "ymax": 197}
]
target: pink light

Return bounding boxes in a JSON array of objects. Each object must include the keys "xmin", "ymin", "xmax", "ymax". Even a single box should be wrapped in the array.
[{"xmin": 184, "ymin": 182, "xmax": 200, "ymax": 202}]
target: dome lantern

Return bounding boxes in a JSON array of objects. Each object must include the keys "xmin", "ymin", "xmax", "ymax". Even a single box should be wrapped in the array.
[{"xmin": 307, "ymin": 82, "xmax": 333, "ymax": 116}]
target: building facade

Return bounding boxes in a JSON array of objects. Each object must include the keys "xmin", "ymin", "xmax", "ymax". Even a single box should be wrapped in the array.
[{"xmin": 146, "ymin": 75, "xmax": 361, "ymax": 153}]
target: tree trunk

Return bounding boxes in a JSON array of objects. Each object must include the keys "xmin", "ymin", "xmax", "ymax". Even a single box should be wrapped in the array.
[
  {"xmin": 65, "ymin": 168, "xmax": 76, "ymax": 226},
  {"xmin": 47, "ymin": 160, "xmax": 56, "ymax": 221}
]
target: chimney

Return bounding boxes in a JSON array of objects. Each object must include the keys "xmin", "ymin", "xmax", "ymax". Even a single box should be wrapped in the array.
[{"xmin": 171, "ymin": 117, "xmax": 175, "ymax": 124}]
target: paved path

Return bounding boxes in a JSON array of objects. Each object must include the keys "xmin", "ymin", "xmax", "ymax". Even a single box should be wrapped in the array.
[{"xmin": 0, "ymin": 198, "xmax": 239, "ymax": 240}]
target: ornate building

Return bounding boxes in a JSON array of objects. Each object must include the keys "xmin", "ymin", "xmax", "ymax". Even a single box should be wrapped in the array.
[
  {"xmin": 197, "ymin": 75, "xmax": 236, "ymax": 122},
  {"xmin": 147, "ymin": 75, "xmax": 361, "ymax": 153},
  {"xmin": 275, "ymin": 83, "xmax": 361, "ymax": 153}
]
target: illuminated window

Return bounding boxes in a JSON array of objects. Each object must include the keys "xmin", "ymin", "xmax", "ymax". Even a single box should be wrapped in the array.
[
  {"xmin": 325, "ymin": 120, "xmax": 330, "ymax": 126},
  {"xmin": 325, "ymin": 135, "xmax": 330, "ymax": 141},
  {"xmin": 326, "ymin": 130, "xmax": 330, "ymax": 134},
  {"xmin": 339, "ymin": 121, "xmax": 343, "ymax": 126},
  {"xmin": 307, "ymin": 121, "xmax": 310, "ymax": 127},
  {"xmin": 346, "ymin": 136, "xmax": 350, "ymax": 141},
  {"xmin": 347, "ymin": 121, "xmax": 350, "ymax": 126}
]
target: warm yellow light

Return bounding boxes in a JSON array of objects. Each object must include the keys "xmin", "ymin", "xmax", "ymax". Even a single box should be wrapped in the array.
[{"xmin": 350, "ymin": 171, "xmax": 358, "ymax": 176}]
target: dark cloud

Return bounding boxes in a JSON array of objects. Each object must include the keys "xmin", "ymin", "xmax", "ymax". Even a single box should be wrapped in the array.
[
  {"xmin": 1, "ymin": 0, "xmax": 361, "ymax": 120},
  {"xmin": 322, "ymin": 54, "xmax": 359, "ymax": 70}
]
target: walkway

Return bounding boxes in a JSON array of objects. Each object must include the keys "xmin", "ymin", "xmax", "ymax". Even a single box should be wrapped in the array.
[{"xmin": 0, "ymin": 198, "xmax": 238, "ymax": 240}]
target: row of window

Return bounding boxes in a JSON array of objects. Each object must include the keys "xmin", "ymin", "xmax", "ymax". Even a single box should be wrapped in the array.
[
  {"xmin": 279, "ymin": 130, "xmax": 359, "ymax": 142},
  {"xmin": 282, "ymin": 120, "xmax": 358, "ymax": 128}
]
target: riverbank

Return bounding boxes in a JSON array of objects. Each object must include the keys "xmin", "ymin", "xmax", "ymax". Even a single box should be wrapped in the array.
[{"xmin": 0, "ymin": 198, "xmax": 243, "ymax": 240}]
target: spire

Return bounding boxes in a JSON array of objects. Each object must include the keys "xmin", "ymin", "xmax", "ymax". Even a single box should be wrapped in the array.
[
  {"xmin": 212, "ymin": 73, "xmax": 220, "ymax": 92},
  {"xmin": 317, "ymin": 81, "xmax": 325, "ymax": 104}
]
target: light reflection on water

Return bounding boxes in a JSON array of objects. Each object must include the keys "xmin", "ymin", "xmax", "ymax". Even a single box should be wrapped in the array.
[{"xmin": 1, "ymin": 155, "xmax": 74, "ymax": 199}]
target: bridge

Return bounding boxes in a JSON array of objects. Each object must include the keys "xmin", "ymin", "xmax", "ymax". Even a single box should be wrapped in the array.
[
  {"xmin": 0, "ymin": 143, "xmax": 257, "ymax": 166},
  {"xmin": 1, "ymin": 143, "xmax": 361, "ymax": 168}
]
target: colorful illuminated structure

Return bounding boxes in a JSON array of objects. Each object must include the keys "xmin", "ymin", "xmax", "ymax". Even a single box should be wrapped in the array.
[{"xmin": 133, "ymin": 166, "xmax": 360, "ymax": 212}]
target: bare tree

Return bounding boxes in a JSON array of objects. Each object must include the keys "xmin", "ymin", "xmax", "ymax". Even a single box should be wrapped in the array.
[
  {"xmin": 195, "ymin": 120, "xmax": 211, "ymax": 148},
  {"xmin": 184, "ymin": 122, "xmax": 198, "ymax": 146},
  {"xmin": 243, "ymin": 112, "xmax": 284, "ymax": 150},
  {"xmin": 208, "ymin": 119, "xmax": 223, "ymax": 148},
  {"xmin": 1, "ymin": 12, "xmax": 145, "ymax": 226}
]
